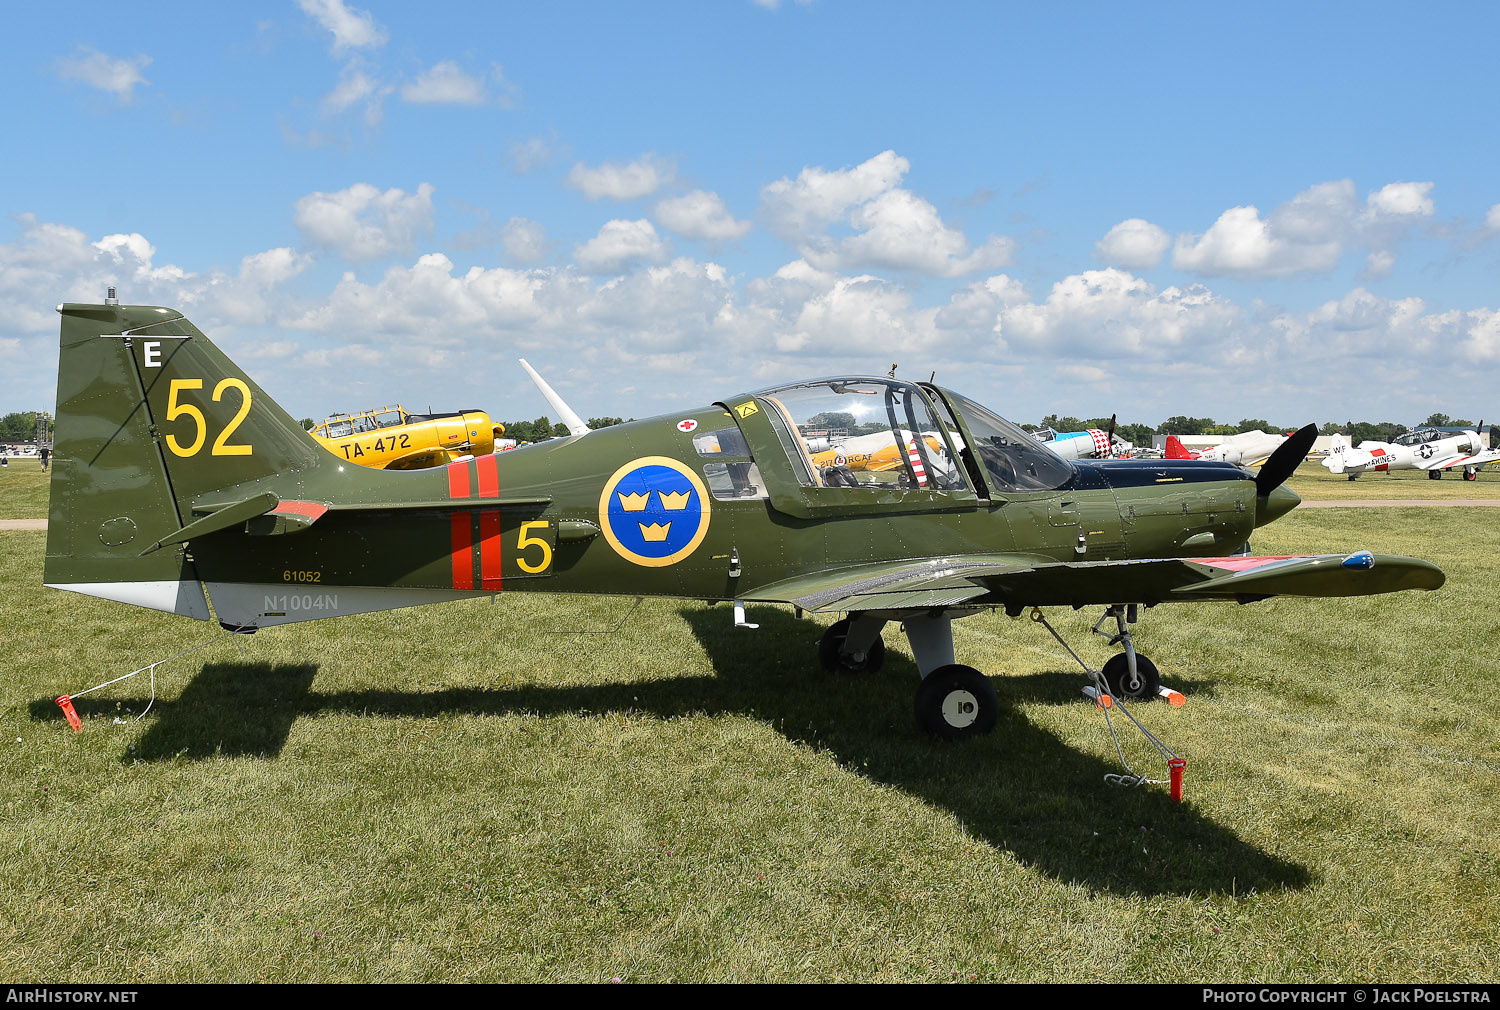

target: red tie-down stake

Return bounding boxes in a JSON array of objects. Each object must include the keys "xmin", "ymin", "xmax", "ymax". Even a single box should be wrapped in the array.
[
  {"xmin": 1169, "ymin": 757, "xmax": 1187, "ymax": 803},
  {"xmin": 56, "ymin": 696, "xmax": 81, "ymax": 732}
]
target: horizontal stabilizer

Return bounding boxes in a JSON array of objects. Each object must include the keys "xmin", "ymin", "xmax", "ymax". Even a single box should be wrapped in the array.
[{"xmin": 141, "ymin": 492, "xmax": 279, "ymax": 554}]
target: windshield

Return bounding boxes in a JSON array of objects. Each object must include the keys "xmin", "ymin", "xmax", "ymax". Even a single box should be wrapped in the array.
[
  {"xmin": 937, "ymin": 389, "xmax": 1075, "ymax": 492},
  {"xmin": 754, "ymin": 379, "xmax": 967, "ymax": 491}
]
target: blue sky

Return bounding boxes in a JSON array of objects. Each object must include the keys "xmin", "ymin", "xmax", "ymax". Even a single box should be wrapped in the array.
[{"xmin": 4, "ymin": 1, "xmax": 1499, "ymax": 429}]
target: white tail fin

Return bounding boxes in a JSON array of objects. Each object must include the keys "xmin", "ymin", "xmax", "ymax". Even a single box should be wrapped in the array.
[
  {"xmin": 1321, "ymin": 433, "xmax": 1349, "ymax": 473},
  {"xmin": 518, "ymin": 359, "xmax": 590, "ymax": 437}
]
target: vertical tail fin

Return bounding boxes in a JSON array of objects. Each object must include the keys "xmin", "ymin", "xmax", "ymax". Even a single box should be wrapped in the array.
[
  {"xmin": 44, "ymin": 302, "xmax": 326, "ymax": 616},
  {"xmin": 1164, "ymin": 434, "xmax": 1196, "ymax": 460},
  {"xmin": 1320, "ymin": 433, "xmax": 1349, "ymax": 474}
]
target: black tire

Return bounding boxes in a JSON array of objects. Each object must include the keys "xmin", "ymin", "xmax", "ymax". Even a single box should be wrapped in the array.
[
  {"xmin": 1429, "ymin": 469, "xmax": 1442, "ymax": 480},
  {"xmin": 914, "ymin": 665, "xmax": 998, "ymax": 740},
  {"xmin": 1347, "ymin": 473, "xmax": 1359, "ymax": 481},
  {"xmin": 818, "ymin": 618, "xmax": 885, "ymax": 674},
  {"xmin": 1101, "ymin": 653, "xmax": 1160, "ymax": 701},
  {"xmin": 1464, "ymin": 469, "xmax": 1478, "ymax": 482}
]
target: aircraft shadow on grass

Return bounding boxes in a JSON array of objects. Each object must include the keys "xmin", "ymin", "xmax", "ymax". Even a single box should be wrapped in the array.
[{"xmin": 30, "ymin": 606, "xmax": 1304, "ymax": 897}]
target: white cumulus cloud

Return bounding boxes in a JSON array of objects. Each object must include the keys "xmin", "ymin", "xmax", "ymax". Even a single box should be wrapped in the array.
[
  {"xmin": 293, "ymin": 182, "xmax": 435, "ymax": 262},
  {"xmin": 400, "ymin": 61, "xmax": 489, "ymax": 105},
  {"xmin": 322, "ymin": 64, "xmax": 379, "ymax": 114},
  {"xmin": 1174, "ymin": 205, "xmax": 1343, "ymax": 277},
  {"xmin": 501, "ymin": 217, "xmax": 549, "ymax": 265},
  {"xmin": 760, "ymin": 150, "xmax": 1012, "ymax": 277},
  {"xmin": 654, "ymin": 190, "xmax": 752, "ymax": 242},
  {"xmin": 1174, "ymin": 179, "xmax": 1438, "ymax": 279},
  {"xmin": 1365, "ymin": 181, "xmax": 1435, "ymax": 219},
  {"xmin": 999, "ymin": 268, "xmax": 1241, "ymax": 358},
  {"xmin": 567, "ymin": 156, "xmax": 676, "ymax": 201},
  {"xmin": 1095, "ymin": 218, "xmax": 1170, "ymax": 269},
  {"xmin": 56, "ymin": 47, "xmax": 151, "ymax": 101},
  {"xmin": 573, "ymin": 219, "xmax": 670, "ymax": 274},
  {"xmin": 298, "ymin": 0, "xmax": 387, "ymax": 53}
]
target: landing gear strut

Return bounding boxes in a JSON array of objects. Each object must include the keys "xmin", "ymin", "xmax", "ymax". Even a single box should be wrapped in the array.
[
  {"xmin": 1091, "ymin": 605, "xmax": 1160, "ymax": 702},
  {"xmin": 820, "ymin": 612, "xmax": 1001, "ymax": 739},
  {"xmin": 818, "ymin": 616, "xmax": 886, "ymax": 673},
  {"xmin": 903, "ymin": 614, "xmax": 999, "ymax": 740}
]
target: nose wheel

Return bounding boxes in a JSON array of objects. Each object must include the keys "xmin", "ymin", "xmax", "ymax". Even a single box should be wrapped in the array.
[{"xmin": 1101, "ymin": 652, "xmax": 1160, "ymax": 700}]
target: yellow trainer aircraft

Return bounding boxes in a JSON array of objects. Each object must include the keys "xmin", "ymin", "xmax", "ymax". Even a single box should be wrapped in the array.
[{"xmin": 310, "ymin": 405, "xmax": 506, "ymax": 470}]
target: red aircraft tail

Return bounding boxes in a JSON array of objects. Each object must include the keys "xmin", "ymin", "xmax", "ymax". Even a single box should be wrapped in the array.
[{"xmin": 1165, "ymin": 435, "xmax": 1198, "ymax": 460}]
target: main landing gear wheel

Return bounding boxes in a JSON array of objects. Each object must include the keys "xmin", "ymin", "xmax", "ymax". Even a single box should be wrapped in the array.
[
  {"xmin": 818, "ymin": 618, "xmax": 886, "ymax": 674},
  {"xmin": 1347, "ymin": 474, "xmax": 1359, "ymax": 481},
  {"xmin": 1429, "ymin": 469, "xmax": 1442, "ymax": 480},
  {"xmin": 1464, "ymin": 469, "xmax": 1479, "ymax": 481},
  {"xmin": 1101, "ymin": 653, "xmax": 1160, "ymax": 701},
  {"xmin": 914, "ymin": 665, "xmax": 998, "ymax": 740}
]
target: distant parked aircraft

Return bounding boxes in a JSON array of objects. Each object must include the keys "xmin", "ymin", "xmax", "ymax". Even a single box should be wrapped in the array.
[
  {"xmin": 1032, "ymin": 419, "xmax": 1132, "ymax": 460},
  {"xmin": 1321, "ymin": 424, "xmax": 1499, "ymax": 481},
  {"xmin": 1165, "ymin": 430, "xmax": 1289, "ymax": 468}
]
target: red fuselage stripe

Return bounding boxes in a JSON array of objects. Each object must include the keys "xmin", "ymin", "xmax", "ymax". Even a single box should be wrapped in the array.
[
  {"xmin": 448, "ymin": 461, "xmax": 471, "ymax": 499},
  {"xmin": 479, "ymin": 509, "xmax": 503, "ymax": 590},
  {"xmin": 451, "ymin": 513, "xmax": 474, "ymax": 590},
  {"xmin": 476, "ymin": 453, "xmax": 499, "ymax": 498}
]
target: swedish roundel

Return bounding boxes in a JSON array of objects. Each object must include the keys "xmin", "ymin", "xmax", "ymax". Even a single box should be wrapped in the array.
[{"xmin": 598, "ymin": 456, "xmax": 712, "ymax": 567}]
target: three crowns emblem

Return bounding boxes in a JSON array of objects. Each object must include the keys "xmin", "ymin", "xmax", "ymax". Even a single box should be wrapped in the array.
[{"xmin": 616, "ymin": 486, "xmax": 694, "ymax": 540}]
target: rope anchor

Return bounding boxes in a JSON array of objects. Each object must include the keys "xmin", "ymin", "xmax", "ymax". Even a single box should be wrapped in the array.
[
  {"xmin": 1028, "ymin": 606, "xmax": 1188, "ymax": 801},
  {"xmin": 54, "ymin": 628, "xmax": 248, "ymax": 733}
]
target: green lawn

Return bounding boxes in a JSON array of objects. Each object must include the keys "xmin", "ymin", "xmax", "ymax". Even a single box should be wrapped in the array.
[
  {"xmin": 2, "ymin": 506, "xmax": 1497, "ymax": 982},
  {"xmin": 1289, "ymin": 459, "xmax": 1500, "ymax": 500},
  {"xmin": 0, "ymin": 465, "xmax": 49, "ymax": 519}
]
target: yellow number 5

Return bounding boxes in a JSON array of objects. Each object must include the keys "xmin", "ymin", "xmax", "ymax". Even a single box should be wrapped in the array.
[
  {"xmin": 165, "ymin": 379, "xmax": 206, "ymax": 457},
  {"xmin": 516, "ymin": 521, "xmax": 552, "ymax": 574}
]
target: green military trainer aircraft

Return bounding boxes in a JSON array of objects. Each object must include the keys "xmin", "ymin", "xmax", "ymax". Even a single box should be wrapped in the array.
[{"xmin": 44, "ymin": 300, "xmax": 1444, "ymax": 740}]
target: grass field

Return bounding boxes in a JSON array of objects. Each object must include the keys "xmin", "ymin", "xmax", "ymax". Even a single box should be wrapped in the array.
[
  {"xmin": 2, "ymin": 475, "xmax": 1498, "ymax": 981},
  {"xmin": 0, "ymin": 465, "xmax": 50, "ymax": 519},
  {"xmin": 2, "ymin": 501, "xmax": 1500, "ymax": 978},
  {"xmin": 1286, "ymin": 460, "xmax": 1500, "ymax": 499}
]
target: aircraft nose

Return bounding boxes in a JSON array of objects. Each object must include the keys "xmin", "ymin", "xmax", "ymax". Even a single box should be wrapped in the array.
[{"xmin": 1256, "ymin": 483, "xmax": 1301, "ymax": 527}]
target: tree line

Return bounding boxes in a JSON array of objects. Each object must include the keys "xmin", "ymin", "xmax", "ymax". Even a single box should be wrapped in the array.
[
  {"xmin": 499, "ymin": 416, "xmax": 630, "ymax": 442},
  {"xmin": 0, "ymin": 411, "xmax": 48, "ymax": 443}
]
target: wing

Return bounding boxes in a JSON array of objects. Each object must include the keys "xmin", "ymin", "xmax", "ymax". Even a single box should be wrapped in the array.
[{"xmin": 748, "ymin": 552, "xmax": 1444, "ymax": 614}]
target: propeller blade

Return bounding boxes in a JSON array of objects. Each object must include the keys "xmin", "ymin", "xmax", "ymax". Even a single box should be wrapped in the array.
[{"xmin": 1256, "ymin": 423, "xmax": 1318, "ymax": 496}]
